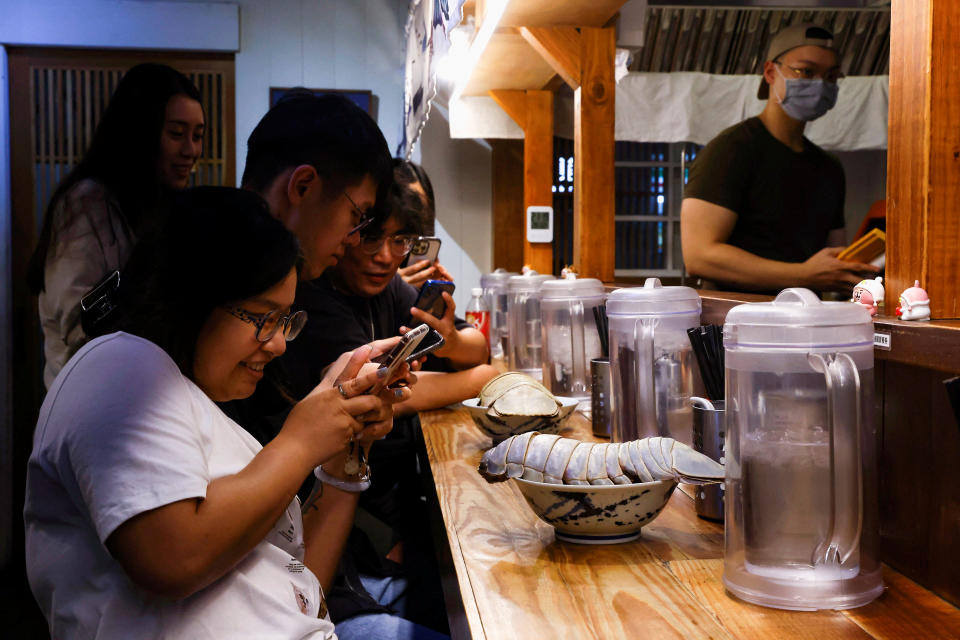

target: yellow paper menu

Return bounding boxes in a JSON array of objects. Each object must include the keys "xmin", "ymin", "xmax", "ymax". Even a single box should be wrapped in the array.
[{"xmin": 838, "ymin": 228, "xmax": 885, "ymax": 263}]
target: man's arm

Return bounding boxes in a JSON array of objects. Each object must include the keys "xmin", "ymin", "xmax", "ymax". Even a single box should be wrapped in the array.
[
  {"xmin": 681, "ymin": 198, "xmax": 878, "ymax": 292},
  {"xmin": 393, "ymin": 365, "xmax": 499, "ymax": 416}
]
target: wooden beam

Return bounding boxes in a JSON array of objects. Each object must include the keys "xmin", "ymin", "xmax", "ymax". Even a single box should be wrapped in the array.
[
  {"xmin": 488, "ymin": 89, "xmax": 529, "ymax": 129},
  {"xmin": 573, "ymin": 27, "xmax": 616, "ymax": 282},
  {"xmin": 887, "ymin": 0, "xmax": 960, "ymax": 319},
  {"xmin": 519, "ymin": 26, "xmax": 581, "ymax": 89},
  {"xmin": 489, "ymin": 89, "xmax": 554, "ymax": 274}
]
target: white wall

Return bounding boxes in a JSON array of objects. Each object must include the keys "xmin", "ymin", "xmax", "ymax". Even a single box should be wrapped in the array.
[
  {"xmin": 419, "ymin": 105, "xmax": 492, "ymax": 310},
  {"xmin": 228, "ymin": 0, "xmax": 409, "ymax": 181}
]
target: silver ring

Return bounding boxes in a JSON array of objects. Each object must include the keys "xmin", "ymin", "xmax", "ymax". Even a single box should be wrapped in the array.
[{"xmin": 337, "ymin": 383, "xmax": 348, "ymax": 399}]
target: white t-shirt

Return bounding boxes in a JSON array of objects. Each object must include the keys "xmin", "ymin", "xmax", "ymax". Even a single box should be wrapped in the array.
[{"xmin": 25, "ymin": 332, "xmax": 336, "ymax": 639}]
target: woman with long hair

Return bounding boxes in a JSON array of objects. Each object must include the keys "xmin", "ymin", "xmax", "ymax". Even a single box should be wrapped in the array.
[
  {"xmin": 24, "ymin": 187, "xmax": 411, "ymax": 639},
  {"xmin": 27, "ymin": 62, "xmax": 205, "ymax": 386}
]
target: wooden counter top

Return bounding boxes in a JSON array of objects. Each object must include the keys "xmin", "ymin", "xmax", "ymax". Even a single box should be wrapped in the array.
[{"xmin": 420, "ymin": 407, "xmax": 960, "ymax": 639}]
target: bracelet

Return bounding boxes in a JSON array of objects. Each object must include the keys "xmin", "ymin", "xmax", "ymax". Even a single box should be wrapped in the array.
[{"xmin": 313, "ymin": 465, "xmax": 371, "ymax": 493}]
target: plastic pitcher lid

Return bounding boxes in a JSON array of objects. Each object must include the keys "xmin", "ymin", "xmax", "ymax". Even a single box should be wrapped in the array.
[
  {"xmin": 724, "ymin": 288, "xmax": 873, "ymax": 348},
  {"xmin": 481, "ymin": 268, "xmax": 517, "ymax": 288},
  {"xmin": 540, "ymin": 277, "xmax": 605, "ymax": 299},
  {"xmin": 507, "ymin": 272, "xmax": 556, "ymax": 292},
  {"xmin": 605, "ymin": 278, "xmax": 700, "ymax": 315}
]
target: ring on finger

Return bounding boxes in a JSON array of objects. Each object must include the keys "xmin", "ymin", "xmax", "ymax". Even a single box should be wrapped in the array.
[{"xmin": 337, "ymin": 383, "xmax": 349, "ymax": 399}]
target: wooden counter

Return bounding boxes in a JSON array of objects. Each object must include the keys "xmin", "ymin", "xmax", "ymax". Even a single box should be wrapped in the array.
[{"xmin": 419, "ymin": 407, "xmax": 960, "ymax": 640}]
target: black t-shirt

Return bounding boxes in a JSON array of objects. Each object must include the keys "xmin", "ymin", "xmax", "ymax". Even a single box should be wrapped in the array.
[
  {"xmin": 684, "ymin": 117, "xmax": 846, "ymax": 267},
  {"xmin": 282, "ymin": 272, "xmax": 470, "ymax": 399}
]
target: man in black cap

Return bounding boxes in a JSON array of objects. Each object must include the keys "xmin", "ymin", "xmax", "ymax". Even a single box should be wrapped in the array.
[{"xmin": 680, "ymin": 23, "xmax": 880, "ymax": 294}]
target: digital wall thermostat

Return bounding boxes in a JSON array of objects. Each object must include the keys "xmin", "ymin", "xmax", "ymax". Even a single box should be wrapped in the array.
[{"xmin": 526, "ymin": 206, "xmax": 553, "ymax": 243}]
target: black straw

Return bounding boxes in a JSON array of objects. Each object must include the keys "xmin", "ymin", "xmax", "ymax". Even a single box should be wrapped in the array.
[
  {"xmin": 687, "ymin": 324, "xmax": 725, "ymax": 402},
  {"xmin": 593, "ymin": 304, "xmax": 609, "ymax": 358}
]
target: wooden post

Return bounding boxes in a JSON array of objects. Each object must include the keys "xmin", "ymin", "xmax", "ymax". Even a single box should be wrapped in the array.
[
  {"xmin": 520, "ymin": 25, "xmax": 616, "ymax": 282},
  {"xmin": 573, "ymin": 27, "xmax": 615, "ymax": 282},
  {"xmin": 887, "ymin": 0, "xmax": 960, "ymax": 319},
  {"xmin": 489, "ymin": 89, "xmax": 554, "ymax": 274}
]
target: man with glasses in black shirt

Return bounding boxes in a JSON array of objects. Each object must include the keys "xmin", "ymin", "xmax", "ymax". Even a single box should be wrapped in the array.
[{"xmin": 681, "ymin": 23, "xmax": 880, "ymax": 294}]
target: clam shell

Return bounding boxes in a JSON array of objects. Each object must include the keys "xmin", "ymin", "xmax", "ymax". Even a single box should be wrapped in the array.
[{"xmin": 479, "ymin": 372, "xmax": 561, "ymax": 417}]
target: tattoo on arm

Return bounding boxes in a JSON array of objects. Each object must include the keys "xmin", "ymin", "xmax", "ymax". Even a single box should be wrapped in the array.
[{"xmin": 301, "ymin": 480, "xmax": 323, "ymax": 514}]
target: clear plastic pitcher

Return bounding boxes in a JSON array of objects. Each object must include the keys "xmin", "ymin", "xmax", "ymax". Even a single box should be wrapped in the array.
[
  {"xmin": 607, "ymin": 278, "xmax": 701, "ymax": 445},
  {"xmin": 507, "ymin": 272, "xmax": 556, "ymax": 379},
  {"xmin": 723, "ymin": 288, "xmax": 883, "ymax": 611},
  {"xmin": 480, "ymin": 268, "xmax": 517, "ymax": 360},
  {"xmin": 540, "ymin": 278, "xmax": 606, "ymax": 400}
]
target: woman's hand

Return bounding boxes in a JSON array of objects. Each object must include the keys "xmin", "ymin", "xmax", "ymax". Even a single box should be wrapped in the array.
[{"xmin": 282, "ymin": 346, "xmax": 390, "ymax": 469}]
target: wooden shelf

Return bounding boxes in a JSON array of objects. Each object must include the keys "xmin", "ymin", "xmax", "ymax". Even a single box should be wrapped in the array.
[{"xmin": 454, "ymin": 0, "xmax": 627, "ymax": 97}]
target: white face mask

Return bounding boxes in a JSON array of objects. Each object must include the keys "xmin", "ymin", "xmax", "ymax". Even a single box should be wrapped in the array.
[{"xmin": 774, "ymin": 66, "xmax": 839, "ymax": 122}]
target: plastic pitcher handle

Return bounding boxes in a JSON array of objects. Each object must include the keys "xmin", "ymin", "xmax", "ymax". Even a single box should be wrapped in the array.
[
  {"xmin": 807, "ymin": 352, "xmax": 863, "ymax": 569},
  {"xmin": 569, "ymin": 300, "xmax": 587, "ymax": 395},
  {"xmin": 633, "ymin": 317, "xmax": 659, "ymax": 439},
  {"xmin": 773, "ymin": 288, "xmax": 822, "ymax": 307}
]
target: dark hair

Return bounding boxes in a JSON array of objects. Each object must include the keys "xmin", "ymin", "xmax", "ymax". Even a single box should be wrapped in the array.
[
  {"xmin": 393, "ymin": 159, "xmax": 436, "ymax": 235},
  {"xmin": 364, "ymin": 161, "xmax": 432, "ymax": 238},
  {"xmin": 112, "ymin": 187, "xmax": 301, "ymax": 377},
  {"xmin": 241, "ymin": 92, "xmax": 393, "ymax": 214},
  {"xmin": 27, "ymin": 63, "xmax": 203, "ymax": 293}
]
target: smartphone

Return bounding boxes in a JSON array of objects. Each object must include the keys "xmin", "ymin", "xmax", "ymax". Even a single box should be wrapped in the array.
[
  {"xmin": 367, "ymin": 324, "xmax": 429, "ymax": 394},
  {"xmin": 408, "ymin": 236, "xmax": 442, "ymax": 265},
  {"xmin": 412, "ymin": 279, "xmax": 456, "ymax": 320},
  {"xmin": 80, "ymin": 270, "xmax": 121, "ymax": 336},
  {"xmin": 406, "ymin": 329, "xmax": 445, "ymax": 362}
]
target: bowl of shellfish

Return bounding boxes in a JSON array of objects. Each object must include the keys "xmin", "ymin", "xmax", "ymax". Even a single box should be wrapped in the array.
[
  {"xmin": 462, "ymin": 372, "xmax": 579, "ymax": 443},
  {"xmin": 478, "ymin": 432, "xmax": 725, "ymax": 544}
]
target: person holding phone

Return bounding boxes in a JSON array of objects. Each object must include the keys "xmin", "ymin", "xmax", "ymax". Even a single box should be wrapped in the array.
[
  {"xmin": 229, "ymin": 94, "xmax": 451, "ymax": 639},
  {"xmin": 393, "ymin": 161, "xmax": 456, "ymax": 289},
  {"xmin": 24, "ymin": 188, "xmax": 414, "ymax": 640},
  {"xmin": 285, "ymin": 166, "xmax": 496, "ymax": 412},
  {"xmin": 274, "ymin": 166, "xmax": 496, "ymax": 636}
]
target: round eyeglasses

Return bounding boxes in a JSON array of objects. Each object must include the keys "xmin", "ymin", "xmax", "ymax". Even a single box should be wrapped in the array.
[
  {"xmin": 224, "ymin": 306, "xmax": 308, "ymax": 342},
  {"xmin": 360, "ymin": 233, "xmax": 419, "ymax": 257},
  {"xmin": 774, "ymin": 61, "xmax": 843, "ymax": 84}
]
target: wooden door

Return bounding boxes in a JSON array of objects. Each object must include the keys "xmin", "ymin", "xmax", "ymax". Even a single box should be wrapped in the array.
[{"xmin": 5, "ymin": 47, "xmax": 235, "ymax": 572}]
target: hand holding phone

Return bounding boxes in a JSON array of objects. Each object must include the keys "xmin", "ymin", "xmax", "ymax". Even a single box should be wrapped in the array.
[
  {"xmin": 411, "ymin": 279, "xmax": 456, "ymax": 320},
  {"xmin": 408, "ymin": 236, "xmax": 442, "ymax": 265}
]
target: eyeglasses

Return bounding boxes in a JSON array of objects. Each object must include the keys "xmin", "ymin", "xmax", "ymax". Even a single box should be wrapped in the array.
[
  {"xmin": 775, "ymin": 61, "xmax": 843, "ymax": 84},
  {"xmin": 360, "ymin": 233, "xmax": 419, "ymax": 257},
  {"xmin": 343, "ymin": 190, "xmax": 375, "ymax": 235},
  {"xmin": 224, "ymin": 306, "xmax": 308, "ymax": 342}
]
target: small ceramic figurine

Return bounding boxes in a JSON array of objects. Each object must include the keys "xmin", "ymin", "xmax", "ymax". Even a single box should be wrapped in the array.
[
  {"xmin": 851, "ymin": 276, "xmax": 884, "ymax": 316},
  {"xmin": 896, "ymin": 280, "xmax": 931, "ymax": 321}
]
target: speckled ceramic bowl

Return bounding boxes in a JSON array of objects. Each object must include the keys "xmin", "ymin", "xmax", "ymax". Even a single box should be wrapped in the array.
[
  {"xmin": 461, "ymin": 396, "xmax": 579, "ymax": 443},
  {"xmin": 513, "ymin": 477, "xmax": 677, "ymax": 544}
]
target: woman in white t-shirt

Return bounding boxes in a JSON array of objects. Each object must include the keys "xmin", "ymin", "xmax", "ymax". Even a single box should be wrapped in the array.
[{"xmin": 24, "ymin": 187, "xmax": 412, "ymax": 639}]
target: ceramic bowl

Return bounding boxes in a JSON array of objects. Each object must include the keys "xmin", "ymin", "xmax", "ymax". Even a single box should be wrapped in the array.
[
  {"xmin": 461, "ymin": 396, "xmax": 579, "ymax": 443},
  {"xmin": 513, "ymin": 477, "xmax": 677, "ymax": 544}
]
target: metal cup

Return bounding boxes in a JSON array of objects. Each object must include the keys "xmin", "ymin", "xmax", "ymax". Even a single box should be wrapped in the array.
[
  {"xmin": 591, "ymin": 358, "xmax": 612, "ymax": 438},
  {"xmin": 692, "ymin": 399, "xmax": 725, "ymax": 522}
]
